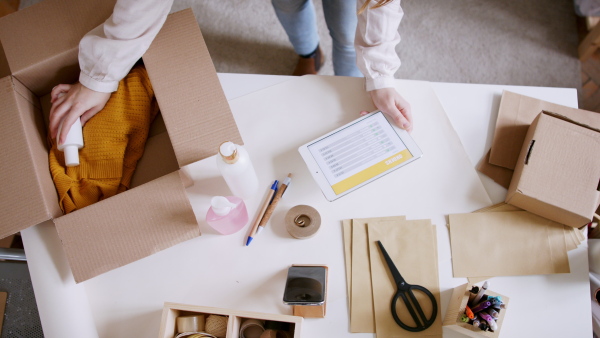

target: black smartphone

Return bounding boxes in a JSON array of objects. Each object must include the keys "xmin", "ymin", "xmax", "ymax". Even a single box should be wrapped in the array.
[{"xmin": 283, "ymin": 266, "xmax": 327, "ymax": 305}]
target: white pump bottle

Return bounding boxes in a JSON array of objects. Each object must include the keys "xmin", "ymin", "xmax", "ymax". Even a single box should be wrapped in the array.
[
  {"xmin": 216, "ymin": 142, "xmax": 258, "ymax": 199},
  {"xmin": 57, "ymin": 117, "xmax": 84, "ymax": 167}
]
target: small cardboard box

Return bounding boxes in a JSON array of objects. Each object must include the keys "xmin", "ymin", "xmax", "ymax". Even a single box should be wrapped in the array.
[
  {"xmin": 0, "ymin": 1, "xmax": 242, "ymax": 282},
  {"xmin": 158, "ymin": 302, "xmax": 303, "ymax": 338},
  {"xmin": 443, "ymin": 283, "xmax": 509, "ymax": 338},
  {"xmin": 506, "ymin": 111, "xmax": 600, "ymax": 228}
]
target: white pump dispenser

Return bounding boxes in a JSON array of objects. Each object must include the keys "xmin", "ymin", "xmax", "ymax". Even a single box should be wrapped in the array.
[
  {"xmin": 57, "ymin": 117, "xmax": 84, "ymax": 167},
  {"xmin": 210, "ymin": 196, "xmax": 237, "ymax": 216},
  {"xmin": 216, "ymin": 141, "xmax": 258, "ymax": 199}
]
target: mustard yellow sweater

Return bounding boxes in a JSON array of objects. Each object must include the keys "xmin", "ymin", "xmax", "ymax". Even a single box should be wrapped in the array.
[{"xmin": 49, "ymin": 65, "xmax": 158, "ymax": 214}]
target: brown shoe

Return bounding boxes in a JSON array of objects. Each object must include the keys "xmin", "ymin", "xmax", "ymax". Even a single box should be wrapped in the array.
[{"xmin": 293, "ymin": 46, "xmax": 324, "ymax": 76}]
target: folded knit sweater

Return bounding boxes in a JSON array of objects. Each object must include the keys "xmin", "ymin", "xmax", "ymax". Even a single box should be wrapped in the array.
[{"xmin": 49, "ymin": 65, "xmax": 158, "ymax": 214}]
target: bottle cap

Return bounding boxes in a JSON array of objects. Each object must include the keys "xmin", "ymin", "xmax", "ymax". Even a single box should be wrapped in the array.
[
  {"xmin": 211, "ymin": 196, "xmax": 237, "ymax": 216},
  {"xmin": 219, "ymin": 141, "xmax": 238, "ymax": 164},
  {"xmin": 63, "ymin": 145, "xmax": 80, "ymax": 167}
]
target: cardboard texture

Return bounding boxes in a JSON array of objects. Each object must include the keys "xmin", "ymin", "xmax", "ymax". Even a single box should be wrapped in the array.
[
  {"xmin": 449, "ymin": 211, "xmax": 570, "ymax": 277},
  {"xmin": 506, "ymin": 111, "xmax": 600, "ymax": 227},
  {"xmin": 0, "ymin": 0, "xmax": 117, "ymax": 95},
  {"xmin": 367, "ymin": 220, "xmax": 442, "ymax": 338},
  {"xmin": 477, "ymin": 151, "xmax": 513, "ymax": 189},
  {"xmin": 0, "ymin": 4, "xmax": 242, "ymax": 282},
  {"xmin": 349, "ymin": 216, "xmax": 406, "ymax": 333},
  {"xmin": 443, "ymin": 283, "xmax": 509, "ymax": 338},
  {"xmin": 490, "ymin": 91, "xmax": 600, "ymax": 170}
]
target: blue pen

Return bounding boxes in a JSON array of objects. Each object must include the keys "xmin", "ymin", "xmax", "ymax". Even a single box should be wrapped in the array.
[{"xmin": 245, "ymin": 180, "xmax": 278, "ymax": 246}]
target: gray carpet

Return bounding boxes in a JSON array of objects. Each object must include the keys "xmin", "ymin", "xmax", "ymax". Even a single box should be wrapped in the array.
[{"xmin": 20, "ymin": 0, "xmax": 582, "ymax": 90}]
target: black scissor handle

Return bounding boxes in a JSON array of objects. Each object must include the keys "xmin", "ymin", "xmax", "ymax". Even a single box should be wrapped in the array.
[{"xmin": 391, "ymin": 284, "xmax": 438, "ymax": 332}]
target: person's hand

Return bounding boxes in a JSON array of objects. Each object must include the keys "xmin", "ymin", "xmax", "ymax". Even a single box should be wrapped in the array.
[
  {"xmin": 360, "ymin": 88, "xmax": 413, "ymax": 132},
  {"xmin": 49, "ymin": 83, "xmax": 111, "ymax": 144}
]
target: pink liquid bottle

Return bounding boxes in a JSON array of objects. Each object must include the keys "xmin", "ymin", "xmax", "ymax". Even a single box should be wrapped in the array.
[{"xmin": 206, "ymin": 196, "xmax": 249, "ymax": 235}]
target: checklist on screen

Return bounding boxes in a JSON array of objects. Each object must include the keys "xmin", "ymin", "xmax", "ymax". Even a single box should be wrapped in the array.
[{"xmin": 307, "ymin": 112, "xmax": 413, "ymax": 195}]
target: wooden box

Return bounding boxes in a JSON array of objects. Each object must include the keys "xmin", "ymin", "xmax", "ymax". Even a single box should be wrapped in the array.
[
  {"xmin": 443, "ymin": 283, "xmax": 509, "ymax": 338},
  {"xmin": 158, "ymin": 302, "xmax": 303, "ymax": 338}
]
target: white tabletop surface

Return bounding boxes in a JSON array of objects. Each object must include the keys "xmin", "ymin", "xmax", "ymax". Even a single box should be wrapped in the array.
[{"xmin": 21, "ymin": 74, "xmax": 590, "ymax": 338}]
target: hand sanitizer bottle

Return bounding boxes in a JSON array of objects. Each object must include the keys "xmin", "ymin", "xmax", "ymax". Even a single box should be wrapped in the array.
[
  {"xmin": 206, "ymin": 196, "xmax": 249, "ymax": 235},
  {"xmin": 216, "ymin": 141, "xmax": 259, "ymax": 199}
]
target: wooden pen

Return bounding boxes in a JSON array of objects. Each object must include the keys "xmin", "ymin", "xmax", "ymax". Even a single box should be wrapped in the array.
[{"xmin": 254, "ymin": 173, "xmax": 293, "ymax": 237}]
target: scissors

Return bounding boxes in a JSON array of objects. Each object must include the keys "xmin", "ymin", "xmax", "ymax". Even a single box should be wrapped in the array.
[{"xmin": 377, "ymin": 240, "xmax": 438, "ymax": 332}]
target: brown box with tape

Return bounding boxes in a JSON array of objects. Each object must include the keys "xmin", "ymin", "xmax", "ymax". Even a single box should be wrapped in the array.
[
  {"xmin": 443, "ymin": 283, "xmax": 509, "ymax": 338},
  {"xmin": 0, "ymin": 0, "xmax": 242, "ymax": 282},
  {"xmin": 158, "ymin": 302, "xmax": 303, "ymax": 338}
]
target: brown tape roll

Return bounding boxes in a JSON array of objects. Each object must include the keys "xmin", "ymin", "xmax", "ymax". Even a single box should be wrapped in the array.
[
  {"xmin": 176, "ymin": 315, "xmax": 206, "ymax": 333},
  {"xmin": 259, "ymin": 329, "xmax": 291, "ymax": 338},
  {"xmin": 285, "ymin": 205, "xmax": 321, "ymax": 239}
]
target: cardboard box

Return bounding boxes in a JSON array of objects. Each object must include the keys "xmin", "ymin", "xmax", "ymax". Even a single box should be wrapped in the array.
[
  {"xmin": 506, "ymin": 111, "xmax": 600, "ymax": 228},
  {"xmin": 443, "ymin": 283, "xmax": 509, "ymax": 338},
  {"xmin": 490, "ymin": 91, "xmax": 600, "ymax": 170},
  {"xmin": 158, "ymin": 302, "xmax": 303, "ymax": 338},
  {"xmin": 0, "ymin": 1, "xmax": 242, "ymax": 282}
]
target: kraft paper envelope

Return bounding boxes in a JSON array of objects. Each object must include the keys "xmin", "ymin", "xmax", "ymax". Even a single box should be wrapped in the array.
[
  {"xmin": 342, "ymin": 219, "xmax": 352, "ymax": 301},
  {"xmin": 368, "ymin": 220, "xmax": 442, "ymax": 337},
  {"xmin": 449, "ymin": 211, "xmax": 570, "ymax": 277},
  {"xmin": 350, "ymin": 216, "xmax": 405, "ymax": 333}
]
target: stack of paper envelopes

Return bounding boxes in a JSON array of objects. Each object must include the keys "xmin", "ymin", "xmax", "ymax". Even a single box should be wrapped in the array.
[{"xmin": 343, "ymin": 217, "xmax": 442, "ymax": 338}]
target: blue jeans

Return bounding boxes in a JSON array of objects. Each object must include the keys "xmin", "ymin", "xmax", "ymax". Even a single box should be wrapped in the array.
[{"xmin": 272, "ymin": 0, "xmax": 362, "ymax": 77}]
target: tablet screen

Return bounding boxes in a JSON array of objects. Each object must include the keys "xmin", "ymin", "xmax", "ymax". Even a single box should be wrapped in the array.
[{"xmin": 306, "ymin": 112, "xmax": 414, "ymax": 195}]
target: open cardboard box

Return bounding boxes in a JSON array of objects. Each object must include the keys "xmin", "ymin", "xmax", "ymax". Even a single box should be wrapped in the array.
[
  {"xmin": 0, "ymin": 0, "xmax": 242, "ymax": 282},
  {"xmin": 506, "ymin": 111, "xmax": 600, "ymax": 228},
  {"xmin": 159, "ymin": 302, "xmax": 303, "ymax": 338}
]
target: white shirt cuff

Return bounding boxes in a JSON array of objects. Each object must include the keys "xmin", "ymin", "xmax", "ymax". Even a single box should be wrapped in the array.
[
  {"xmin": 365, "ymin": 76, "xmax": 397, "ymax": 92},
  {"xmin": 79, "ymin": 72, "xmax": 119, "ymax": 93}
]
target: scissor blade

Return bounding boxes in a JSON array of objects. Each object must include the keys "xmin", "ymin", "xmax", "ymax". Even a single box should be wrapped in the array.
[{"xmin": 377, "ymin": 240, "xmax": 405, "ymax": 285}]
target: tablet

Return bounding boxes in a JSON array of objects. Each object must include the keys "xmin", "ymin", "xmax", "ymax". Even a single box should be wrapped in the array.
[{"xmin": 298, "ymin": 111, "xmax": 423, "ymax": 201}]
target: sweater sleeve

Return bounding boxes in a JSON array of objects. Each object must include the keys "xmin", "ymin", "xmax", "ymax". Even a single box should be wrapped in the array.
[
  {"xmin": 355, "ymin": 0, "xmax": 404, "ymax": 92},
  {"xmin": 78, "ymin": 0, "xmax": 173, "ymax": 93}
]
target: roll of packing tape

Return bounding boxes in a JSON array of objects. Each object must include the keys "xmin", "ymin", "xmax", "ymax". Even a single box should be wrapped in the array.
[
  {"xmin": 205, "ymin": 315, "xmax": 228, "ymax": 338},
  {"xmin": 259, "ymin": 329, "xmax": 291, "ymax": 338},
  {"xmin": 177, "ymin": 315, "xmax": 206, "ymax": 333},
  {"xmin": 239, "ymin": 318, "xmax": 265, "ymax": 338},
  {"xmin": 285, "ymin": 205, "xmax": 321, "ymax": 239},
  {"xmin": 264, "ymin": 321, "xmax": 291, "ymax": 331}
]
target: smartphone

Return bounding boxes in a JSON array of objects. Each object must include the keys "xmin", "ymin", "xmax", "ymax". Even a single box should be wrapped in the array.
[{"xmin": 283, "ymin": 266, "xmax": 327, "ymax": 306}]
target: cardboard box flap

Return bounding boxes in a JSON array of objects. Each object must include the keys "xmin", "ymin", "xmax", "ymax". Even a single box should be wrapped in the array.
[
  {"xmin": 0, "ymin": 0, "xmax": 116, "ymax": 95},
  {"xmin": 490, "ymin": 91, "xmax": 600, "ymax": 170},
  {"xmin": 54, "ymin": 171, "xmax": 199, "ymax": 283},
  {"xmin": 541, "ymin": 110, "xmax": 600, "ymax": 133},
  {"xmin": 143, "ymin": 9, "xmax": 242, "ymax": 167},
  {"xmin": 0, "ymin": 77, "xmax": 59, "ymax": 238}
]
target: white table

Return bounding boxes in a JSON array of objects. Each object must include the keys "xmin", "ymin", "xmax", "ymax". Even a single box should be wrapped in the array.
[{"xmin": 21, "ymin": 74, "xmax": 590, "ymax": 338}]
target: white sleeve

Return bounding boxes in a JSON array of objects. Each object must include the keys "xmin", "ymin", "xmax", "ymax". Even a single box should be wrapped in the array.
[
  {"xmin": 355, "ymin": 0, "xmax": 403, "ymax": 92},
  {"xmin": 78, "ymin": 0, "xmax": 173, "ymax": 93}
]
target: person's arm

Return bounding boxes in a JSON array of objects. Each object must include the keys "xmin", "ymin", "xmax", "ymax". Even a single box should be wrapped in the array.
[
  {"xmin": 355, "ymin": 0, "xmax": 412, "ymax": 132},
  {"xmin": 49, "ymin": 0, "xmax": 173, "ymax": 144}
]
